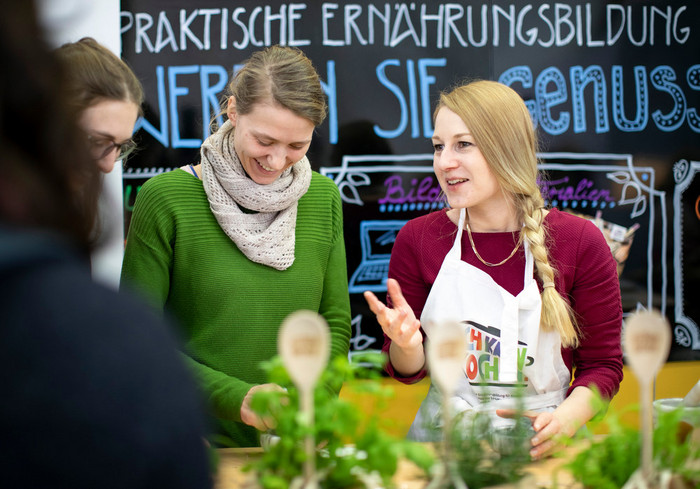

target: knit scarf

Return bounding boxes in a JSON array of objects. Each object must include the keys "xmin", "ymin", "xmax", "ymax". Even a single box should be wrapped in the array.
[{"xmin": 200, "ymin": 120, "xmax": 311, "ymax": 270}]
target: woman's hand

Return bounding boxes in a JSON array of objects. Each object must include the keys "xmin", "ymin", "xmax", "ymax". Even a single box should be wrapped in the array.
[
  {"xmin": 528, "ymin": 410, "xmax": 572, "ymax": 460},
  {"xmin": 240, "ymin": 383, "xmax": 285, "ymax": 431},
  {"xmin": 364, "ymin": 278, "xmax": 425, "ymax": 375},
  {"xmin": 496, "ymin": 409, "xmax": 567, "ymax": 460},
  {"xmin": 364, "ymin": 279, "xmax": 422, "ymax": 349},
  {"xmin": 497, "ymin": 386, "xmax": 598, "ymax": 460}
]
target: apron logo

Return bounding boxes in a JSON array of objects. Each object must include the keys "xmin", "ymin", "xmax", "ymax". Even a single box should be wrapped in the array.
[{"xmin": 463, "ymin": 320, "xmax": 534, "ymax": 386}]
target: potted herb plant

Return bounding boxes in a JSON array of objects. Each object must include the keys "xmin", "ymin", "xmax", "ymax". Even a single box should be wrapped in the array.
[
  {"xmin": 563, "ymin": 394, "xmax": 700, "ymax": 489},
  {"xmin": 243, "ymin": 352, "xmax": 435, "ymax": 489}
]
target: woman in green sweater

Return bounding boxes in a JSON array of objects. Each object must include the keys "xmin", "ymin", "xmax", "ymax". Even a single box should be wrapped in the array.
[{"xmin": 121, "ymin": 45, "xmax": 352, "ymax": 447}]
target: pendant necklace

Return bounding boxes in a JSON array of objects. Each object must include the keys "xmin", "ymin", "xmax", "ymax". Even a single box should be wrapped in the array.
[{"xmin": 465, "ymin": 220, "xmax": 523, "ymax": 267}]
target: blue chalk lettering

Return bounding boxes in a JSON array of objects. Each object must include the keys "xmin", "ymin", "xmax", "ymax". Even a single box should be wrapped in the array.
[
  {"xmin": 200, "ymin": 65, "xmax": 228, "ymax": 140},
  {"xmin": 650, "ymin": 66, "xmax": 686, "ymax": 132},
  {"xmin": 320, "ymin": 60, "xmax": 338, "ymax": 144},
  {"xmin": 407, "ymin": 59, "xmax": 419, "ymax": 138},
  {"xmin": 612, "ymin": 65, "xmax": 648, "ymax": 132},
  {"xmin": 133, "ymin": 65, "xmax": 168, "ymax": 146},
  {"xmin": 498, "ymin": 65, "xmax": 538, "ymax": 127},
  {"xmin": 418, "ymin": 58, "xmax": 446, "ymax": 137},
  {"xmin": 570, "ymin": 65, "xmax": 609, "ymax": 134},
  {"xmin": 686, "ymin": 64, "xmax": 700, "ymax": 133},
  {"xmin": 374, "ymin": 59, "xmax": 408, "ymax": 139},
  {"xmin": 169, "ymin": 65, "xmax": 202, "ymax": 148},
  {"xmin": 535, "ymin": 66, "xmax": 570, "ymax": 135}
]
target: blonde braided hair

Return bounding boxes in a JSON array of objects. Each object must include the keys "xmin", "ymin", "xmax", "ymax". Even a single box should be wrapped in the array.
[
  {"xmin": 519, "ymin": 194, "xmax": 579, "ymax": 347},
  {"xmin": 437, "ymin": 80, "xmax": 579, "ymax": 347}
]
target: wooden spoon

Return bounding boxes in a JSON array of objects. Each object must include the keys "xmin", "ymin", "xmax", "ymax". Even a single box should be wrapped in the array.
[
  {"xmin": 623, "ymin": 309, "xmax": 671, "ymax": 481},
  {"xmin": 425, "ymin": 320, "xmax": 468, "ymax": 489},
  {"xmin": 278, "ymin": 310, "xmax": 330, "ymax": 488}
]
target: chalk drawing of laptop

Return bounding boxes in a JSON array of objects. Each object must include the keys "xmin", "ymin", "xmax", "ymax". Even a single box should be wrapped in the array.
[{"xmin": 348, "ymin": 220, "xmax": 406, "ymax": 294}]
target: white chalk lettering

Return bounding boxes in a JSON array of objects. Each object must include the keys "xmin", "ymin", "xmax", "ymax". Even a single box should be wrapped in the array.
[{"xmin": 120, "ymin": 4, "xmax": 693, "ymax": 52}]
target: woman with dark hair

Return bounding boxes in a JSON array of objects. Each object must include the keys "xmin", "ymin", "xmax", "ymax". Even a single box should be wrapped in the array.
[
  {"xmin": 55, "ymin": 36, "xmax": 145, "ymax": 286},
  {"xmin": 55, "ymin": 36, "xmax": 144, "ymax": 174},
  {"xmin": 0, "ymin": 2, "xmax": 212, "ymax": 487}
]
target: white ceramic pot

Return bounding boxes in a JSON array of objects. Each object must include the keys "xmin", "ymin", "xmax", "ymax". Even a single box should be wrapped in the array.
[{"xmin": 653, "ymin": 397, "xmax": 700, "ymax": 427}]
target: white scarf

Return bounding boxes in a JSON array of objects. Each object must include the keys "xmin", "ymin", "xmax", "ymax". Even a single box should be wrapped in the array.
[{"xmin": 200, "ymin": 120, "xmax": 311, "ymax": 270}]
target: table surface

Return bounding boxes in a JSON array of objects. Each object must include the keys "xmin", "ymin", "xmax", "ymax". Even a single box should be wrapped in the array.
[{"xmin": 213, "ymin": 444, "xmax": 583, "ymax": 489}]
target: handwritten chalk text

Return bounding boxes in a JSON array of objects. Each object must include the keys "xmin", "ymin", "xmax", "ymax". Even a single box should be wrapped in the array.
[{"xmin": 121, "ymin": 3, "xmax": 692, "ymax": 53}]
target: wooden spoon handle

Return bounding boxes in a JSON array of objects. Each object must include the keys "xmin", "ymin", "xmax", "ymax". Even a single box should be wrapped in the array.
[
  {"xmin": 640, "ymin": 381, "xmax": 653, "ymax": 478},
  {"xmin": 300, "ymin": 387, "xmax": 316, "ymax": 485}
]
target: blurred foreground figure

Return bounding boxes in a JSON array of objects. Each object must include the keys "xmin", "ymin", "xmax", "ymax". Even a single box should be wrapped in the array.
[{"xmin": 0, "ymin": 1, "xmax": 213, "ymax": 487}]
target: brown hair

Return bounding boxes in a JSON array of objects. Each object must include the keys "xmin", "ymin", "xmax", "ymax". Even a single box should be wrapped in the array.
[
  {"xmin": 227, "ymin": 45, "xmax": 327, "ymax": 126},
  {"xmin": 55, "ymin": 37, "xmax": 144, "ymax": 117},
  {"xmin": 436, "ymin": 80, "xmax": 580, "ymax": 347}
]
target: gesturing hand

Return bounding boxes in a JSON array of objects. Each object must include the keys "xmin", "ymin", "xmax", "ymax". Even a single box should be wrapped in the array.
[{"xmin": 364, "ymin": 278, "xmax": 422, "ymax": 350}]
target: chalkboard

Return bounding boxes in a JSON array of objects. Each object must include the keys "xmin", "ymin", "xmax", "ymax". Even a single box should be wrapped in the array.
[{"xmin": 120, "ymin": 0, "xmax": 700, "ymax": 362}]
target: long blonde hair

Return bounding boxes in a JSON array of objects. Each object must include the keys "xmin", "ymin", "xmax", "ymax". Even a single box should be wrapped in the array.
[{"xmin": 436, "ymin": 80, "xmax": 579, "ymax": 348}]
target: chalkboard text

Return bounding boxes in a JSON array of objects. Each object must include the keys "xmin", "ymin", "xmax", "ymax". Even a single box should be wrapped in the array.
[{"xmin": 121, "ymin": 3, "xmax": 692, "ymax": 53}]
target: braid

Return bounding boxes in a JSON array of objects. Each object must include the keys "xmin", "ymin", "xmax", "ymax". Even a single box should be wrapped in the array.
[{"xmin": 521, "ymin": 196, "xmax": 580, "ymax": 348}]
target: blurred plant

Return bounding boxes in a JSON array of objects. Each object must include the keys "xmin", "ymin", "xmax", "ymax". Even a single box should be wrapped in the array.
[
  {"xmin": 244, "ymin": 352, "xmax": 434, "ymax": 489},
  {"xmin": 563, "ymin": 394, "xmax": 700, "ymax": 489},
  {"xmin": 446, "ymin": 389, "xmax": 534, "ymax": 489}
]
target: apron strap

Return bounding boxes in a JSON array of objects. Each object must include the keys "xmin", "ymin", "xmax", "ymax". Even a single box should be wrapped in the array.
[{"xmin": 445, "ymin": 208, "xmax": 467, "ymax": 261}]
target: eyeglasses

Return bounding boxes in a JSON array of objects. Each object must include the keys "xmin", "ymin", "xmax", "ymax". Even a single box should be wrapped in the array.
[{"xmin": 87, "ymin": 134, "xmax": 137, "ymax": 161}]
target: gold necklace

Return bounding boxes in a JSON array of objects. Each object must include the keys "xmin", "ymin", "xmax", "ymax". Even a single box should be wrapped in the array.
[{"xmin": 465, "ymin": 221, "xmax": 523, "ymax": 267}]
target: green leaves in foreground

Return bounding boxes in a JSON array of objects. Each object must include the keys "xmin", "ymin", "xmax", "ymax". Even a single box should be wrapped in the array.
[
  {"xmin": 564, "ymin": 394, "xmax": 700, "ymax": 489},
  {"xmin": 246, "ymin": 352, "xmax": 434, "ymax": 489},
  {"xmin": 447, "ymin": 389, "xmax": 534, "ymax": 489}
]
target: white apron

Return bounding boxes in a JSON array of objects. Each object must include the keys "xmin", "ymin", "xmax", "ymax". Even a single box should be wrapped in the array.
[{"xmin": 407, "ymin": 208, "xmax": 571, "ymax": 441}]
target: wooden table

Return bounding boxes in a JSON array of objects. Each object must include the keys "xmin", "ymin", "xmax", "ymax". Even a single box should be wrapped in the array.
[
  {"xmin": 214, "ymin": 447, "xmax": 263, "ymax": 489},
  {"xmin": 214, "ymin": 444, "xmax": 583, "ymax": 489}
]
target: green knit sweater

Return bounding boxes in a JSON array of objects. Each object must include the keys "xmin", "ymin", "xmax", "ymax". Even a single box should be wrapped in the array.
[{"xmin": 121, "ymin": 169, "xmax": 352, "ymax": 447}]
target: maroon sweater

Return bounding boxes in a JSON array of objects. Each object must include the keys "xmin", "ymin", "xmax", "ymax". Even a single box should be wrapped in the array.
[{"xmin": 383, "ymin": 208, "xmax": 624, "ymax": 400}]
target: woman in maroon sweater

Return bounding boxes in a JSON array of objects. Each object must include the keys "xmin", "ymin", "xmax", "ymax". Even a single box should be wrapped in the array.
[{"xmin": 364, "ymin": 80, "xmax": 623, "ymax": 459}]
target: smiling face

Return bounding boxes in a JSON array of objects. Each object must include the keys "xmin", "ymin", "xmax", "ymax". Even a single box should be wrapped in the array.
[
  {"xmin": 432, "ymin": 106, "xmax": 504, "ymax": 213},
  {"xmin": 78, "ymin": 99, "xmax": 139, "ymax": 174},
  {"xmin": 227, "ymin": 96, "xmax": 315, "ymax": 185}
]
